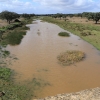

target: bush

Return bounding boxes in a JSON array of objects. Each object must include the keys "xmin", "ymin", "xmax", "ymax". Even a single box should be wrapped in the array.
[
  {"xmin": 57, "ymin": 50, "xmax": 85, "ymax": 66},
  {"xmin": 6, "ymin": 31, "xmax": 26, "ymax": 45},
  {"xmin": 22, "ymin": 26, "xmax": 29, "ymax": 30},
  {"xmin": 58, "ymin": 32, "xmax": 70, "ymax": 37},
  {"xmin": 80, "ymin": 30, "xmax": 92, "ymax": 36}
]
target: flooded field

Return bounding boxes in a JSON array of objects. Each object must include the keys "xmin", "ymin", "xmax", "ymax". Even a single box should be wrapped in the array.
[{"xmin": 6, "ymin": 20, "xmax": 100, "ymax": 98}]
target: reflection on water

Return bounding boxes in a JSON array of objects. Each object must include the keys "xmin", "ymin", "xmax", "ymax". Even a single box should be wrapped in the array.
[{"xmin": 7, "ymin": 20, "xmax": 100, "ymax": 98}]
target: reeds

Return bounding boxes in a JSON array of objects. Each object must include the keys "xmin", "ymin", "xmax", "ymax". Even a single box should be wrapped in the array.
[{"xmin": 57, "ymin": 50, "xmax": 85, "ymax": 66}]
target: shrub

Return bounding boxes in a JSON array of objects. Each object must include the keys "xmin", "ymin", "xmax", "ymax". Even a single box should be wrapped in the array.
[
  {"xmin": 6, "ymin": 31, "xmax": 26, "ymax": 45},
  {"xmin": 80, "ymin": 30, "xmax": 92, "ymax": 36},
  {"xmin": 58, "ymin": 32, "xmax": 70, "ymax": 37},
  {"xmin": 22, "ymin": 25, "xmax": 29, "ymax": 30},
  {"xmin": 57, "ymin": 50, "xmax": 85, "ymax": 66}
]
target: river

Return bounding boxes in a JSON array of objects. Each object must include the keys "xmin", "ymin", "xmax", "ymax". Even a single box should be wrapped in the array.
[{"xmin": 6, "ymin": 20, "xmax": 100, "ymax": 98}]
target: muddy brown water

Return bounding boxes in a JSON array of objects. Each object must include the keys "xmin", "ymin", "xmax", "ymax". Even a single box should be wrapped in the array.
[{"xmin": 6, "ymin": 20, "xmax": 100, "ymax": 99}]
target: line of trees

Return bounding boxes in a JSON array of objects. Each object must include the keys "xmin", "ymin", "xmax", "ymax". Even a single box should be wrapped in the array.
[
  {"xmin": 48, "ymin": 12, "xmax": 100, "ymax": 24},
  {"xmin": 0, "ymin": 10, "xmax": 35, "ymax": 24},
  {"xmin": 0, "ymin": 10, "xmax": 100, "ymax": 24},
  {"xmin": 82, "ymin": 12, "xmax": 100, "ymax": 24}
]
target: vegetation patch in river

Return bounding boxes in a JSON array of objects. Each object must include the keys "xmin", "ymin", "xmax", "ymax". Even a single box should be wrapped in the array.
[
  {"xmin": 58, "ymin": 32, "xmax": 70, "ymax": 37},
  {"xmin": 57, "ymin": 50, "xmax": 85, "ymax": 66}
]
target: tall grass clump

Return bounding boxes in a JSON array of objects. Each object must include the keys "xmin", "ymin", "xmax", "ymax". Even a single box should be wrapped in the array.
[
  {"xmin": 57, "ymin": 50, "xmax": 85, "ymax": 66},
  {"xmin": 6, "ymin": 31, "xmax": 26, "ymax": 45},
  {"xmin": 58, "ymin": 32, "xmax": 70, "ymax": 37}
]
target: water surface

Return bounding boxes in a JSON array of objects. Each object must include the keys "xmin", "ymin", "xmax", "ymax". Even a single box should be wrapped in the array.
[{"xmin": 7, "ymin": 20, "xmax": 100, "ymax": 98}]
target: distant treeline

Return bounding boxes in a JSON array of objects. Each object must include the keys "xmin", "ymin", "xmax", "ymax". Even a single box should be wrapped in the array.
[
  {"xmin": 0, "ymin": 10, "xmax": 100, "ymax": 24},
  {"xmin": 37, "ymin": 12, "xmax": 100, "ymax": 24}
]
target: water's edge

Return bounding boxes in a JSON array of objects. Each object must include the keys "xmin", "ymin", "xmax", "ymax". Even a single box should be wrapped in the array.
[{"xmin": 34, "ymin": 87, "xmax": 100, "ymax": 100}]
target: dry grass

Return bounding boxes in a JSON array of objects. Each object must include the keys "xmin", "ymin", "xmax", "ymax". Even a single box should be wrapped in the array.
[
  {"xmin": 64, "ymin": 17, "xmax": 100, "ymax": 25},
  {"xmin": 0, "ymin": 19, "xmax": 8, "ymax": 27},
  {"xmin": 57, "ymin": 50, "xmax": 85, "ymax": 66}
]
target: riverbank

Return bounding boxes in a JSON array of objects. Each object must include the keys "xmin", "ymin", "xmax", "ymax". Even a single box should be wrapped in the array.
[
  {"xmin": 34, "ymin": 87, "xmax": 100, "ymax": 100},
  {"xmin": 42, "ymin": 17, "xmax": 100, "ymax": 50},
  {"xmin": 0, "ymin": 18, "xmax": 34, "ymax": 100}
]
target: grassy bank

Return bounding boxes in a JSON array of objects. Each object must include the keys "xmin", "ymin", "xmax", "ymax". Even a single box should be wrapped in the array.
[
  {"xmin": 0, "ymin": 47, "xmax": 33, "ymax": 100},
  {"xmin": 0, "ymin": 18, "xmax": 34, "ymax": 100},
  {"xmin": 42, "ymin": 17, "xmax": 100, "ymax": 50},
  {"xmin": 0, "ymin": 18, "xmax": 33, "ymax": 46},
  {"xmin": 0, "ymin": 67, "xmax": 33, "ymax": 100},
  {"xmin": 0, "ymin": 17, "xmax": 51, "ymax": 100}
]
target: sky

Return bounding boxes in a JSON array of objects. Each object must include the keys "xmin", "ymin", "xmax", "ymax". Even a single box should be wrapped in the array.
[{"xmin": 0, "ymin": 0, "xmax": 100, "ymax": 14}]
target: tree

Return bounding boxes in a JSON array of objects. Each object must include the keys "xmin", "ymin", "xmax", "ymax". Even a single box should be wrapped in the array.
[
  {"xmin": 87, "ymin": 13, "xmax": 94, "ymax": 20},
  {"xmin": 57, "ymin": 13, "xmax": 63, "ymax": 19},
  {"xmin": 86, "ymin": 12, "xmax": 100, "ymax": 24},
  {"xmin": 62, "ymin": 14, "xmax": 67, "ymax": 21},
  {"xmin": 22, "ymin": 13, "xmax": 35, "ymax": 19},
  {"xmin": 68, "ymin": 14, "xmax": 74, "ymax": 18},
  {"xmin": 93, "ymin": 13, "xmax": 100, "ymax": 24},
  {"xmin": 52, "ymin": 14, "xmax": 57, "ymax": 19},
  {"xmin": 0, "ymin": 11, "xmax": 20, "ymax": 24}
]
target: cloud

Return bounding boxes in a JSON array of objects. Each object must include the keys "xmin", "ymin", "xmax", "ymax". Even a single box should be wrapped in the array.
[
  {"xmin": 0, "ymin": 0, "xmax": 99, "ymax": 14},
  {"xmin": 0, "ymin": 0, "xmax": 35, "ymax": 13},
  {"xmin": 33, "ymin": 0, "xmax": 96, "ymax": 13},
  {"xmin": 0, "ymin": 0, "xmax": 10, "ymax": 2}
]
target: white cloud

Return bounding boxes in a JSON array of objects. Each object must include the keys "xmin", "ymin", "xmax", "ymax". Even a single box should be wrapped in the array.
[
  {"xmin": 0, "ymin": 0, "xmax": 35, "ymax": 13},
  {"xmin": 33, "ymin": 0, "xmax": 96, "ymax": 13},
  {"xmin": 0, "ymin": 0, "xmax": 99, "ymax": 14}
]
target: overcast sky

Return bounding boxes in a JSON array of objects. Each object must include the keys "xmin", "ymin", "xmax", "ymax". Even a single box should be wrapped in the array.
[{"xmin": 0, "ymin": 0, "xmax": 100, "ymax": 14}]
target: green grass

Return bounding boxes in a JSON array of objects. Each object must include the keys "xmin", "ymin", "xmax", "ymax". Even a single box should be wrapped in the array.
[
  {"xmin": 0, "ymin": 67, "xmax": 11, "ymax": 80},
  {"xmin": 42, "ymin": 17, "xmax": 100, "ymax": 50},
  {"xmin": 57, "ymin": 50, "xmax": 85, "ymax": 66},
  {"xmin": 0, "ymin": 67, "xmax": 29, "ymax": 100},
  {"xmin": 0, "ymin": 18, "xmax": 31, "ymax": 46},
  {"xmin": 0, "ymin": 23, "xmax": 29, "ymax": 46},
  {"xmin": 6, "ymin": 30, "xmax": 26, "ymax": 45},
  {"xmin": 58, "ymin": 32, "xmax": 70, "ymax": 37}
]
